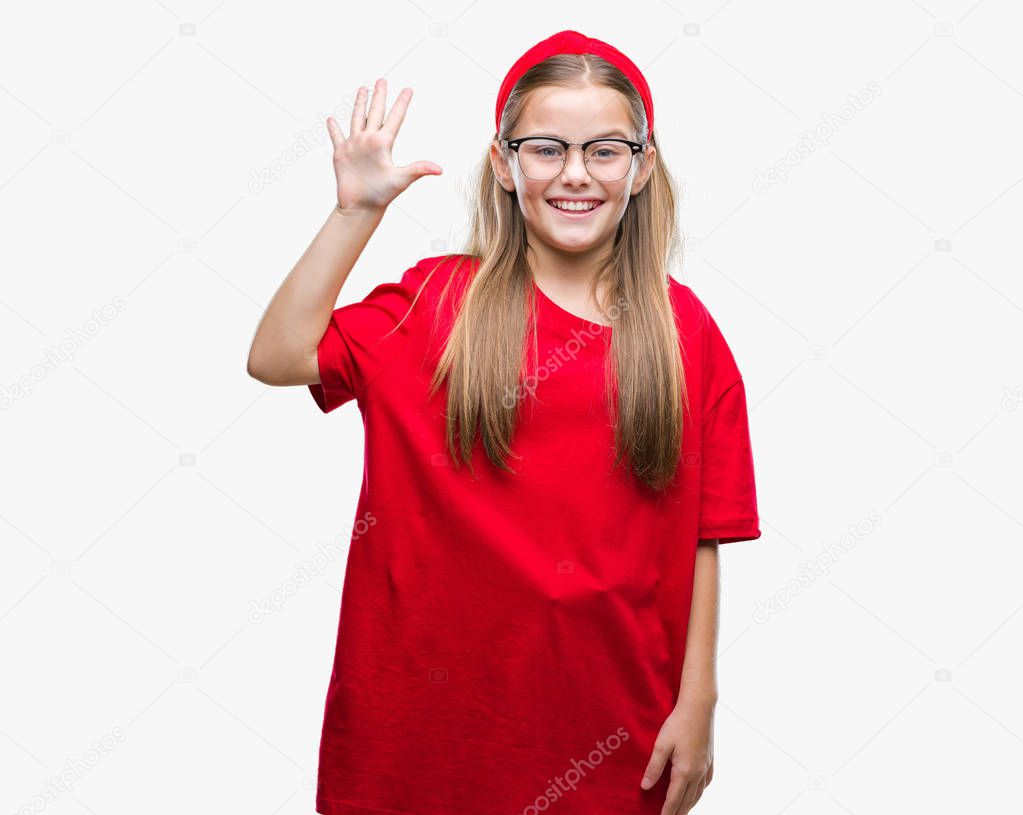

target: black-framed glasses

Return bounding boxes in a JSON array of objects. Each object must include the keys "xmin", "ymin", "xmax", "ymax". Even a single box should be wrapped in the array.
[{"xmin": 501, "ymin": 136, "xmax": 645, "ymax": 182}]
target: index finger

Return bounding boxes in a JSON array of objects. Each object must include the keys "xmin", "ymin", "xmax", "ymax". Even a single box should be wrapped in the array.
[{"xmin": 381, "ymin": 87, "xmax": 413, "ymax": 139}]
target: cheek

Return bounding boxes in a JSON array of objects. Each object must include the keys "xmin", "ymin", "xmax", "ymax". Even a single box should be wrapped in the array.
[
  {"xmin": 524, "ymin": 183, "xmax": 548, "ymax": 209},
  {"xmin": 610, "ymin": 196, "xmax": 630, "ymax": 218},
  {"xmin": 605, "ymin": 189, "xmax": 631, "ymax": 217},
  {"xmin": 516, "ymin": 184, "xmax": 551, "ymax": 218}
]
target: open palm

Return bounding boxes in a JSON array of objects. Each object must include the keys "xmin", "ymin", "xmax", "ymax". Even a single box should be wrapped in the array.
[{"xmin": 327, "ymin": 78, "xmax": 442, "ymax": 213}]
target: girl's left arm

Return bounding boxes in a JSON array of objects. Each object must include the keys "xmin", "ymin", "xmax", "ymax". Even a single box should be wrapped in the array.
[
  {"xmin": 677, "ymin": 539, "xmax": 721, "ymax": 706},
  {"xmin": 640, "ymin": 540, "xmax": 720, "ymax": 814}
]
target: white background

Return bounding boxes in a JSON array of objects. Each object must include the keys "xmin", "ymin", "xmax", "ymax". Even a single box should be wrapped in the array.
[{"xmin": 2, "ymin": 1, "xmax": 1022, "ymax": 813}]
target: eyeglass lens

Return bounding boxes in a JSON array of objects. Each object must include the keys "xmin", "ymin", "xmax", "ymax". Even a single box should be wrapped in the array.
[{"xmin": 517, "ymin": 139, "xmax": 634, "ymax": 181}]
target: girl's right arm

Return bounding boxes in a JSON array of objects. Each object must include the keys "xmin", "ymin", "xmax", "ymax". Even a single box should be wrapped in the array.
[{"xmin": 246, "ymin": 78, "xmax": 442, "ymax": 388}]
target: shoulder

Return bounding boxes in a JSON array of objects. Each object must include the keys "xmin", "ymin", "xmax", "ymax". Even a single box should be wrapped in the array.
[
  {"xmin": 408, "ymin": 253, "xmax": 479, "ymax": 288},
  {"xmin": 666, "ymin": 274, "xmax": 744, "ymax": 406},
  {"xmin": 667, "ymin": 274, "xmax": 715, "ymax": 341},
  {"xmin": 397, "ymin": 253, "xmax": 477, "ymax": 304},
  {"xmin": 383, "ymin": 253, "xmax": 479, "ymax": 330}
]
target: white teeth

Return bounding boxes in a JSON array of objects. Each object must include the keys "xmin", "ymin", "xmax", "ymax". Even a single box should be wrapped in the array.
[{"xmin": 550, "ymin": 200, "xmax": 599, "ymax": 211}]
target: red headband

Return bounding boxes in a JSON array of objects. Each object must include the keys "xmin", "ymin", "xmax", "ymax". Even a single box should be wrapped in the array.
[{"xmin": 494, "ymin": 29, "xmax": 654, "ymax": 140}]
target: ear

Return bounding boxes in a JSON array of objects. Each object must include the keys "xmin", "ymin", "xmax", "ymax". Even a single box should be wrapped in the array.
[
  {"xmin": 489, "ymin": 141, "xmax": 517, "ymax": 193},
  {"xmin": 630, "ymin": 144, "xmax": 656, "ymax": 196}
]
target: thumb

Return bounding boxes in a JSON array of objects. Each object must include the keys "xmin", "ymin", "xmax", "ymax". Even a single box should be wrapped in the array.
[
  {"xmin": 399, "ymin": 160, "xmax": 443, "ymax": 182},
  {"xmin": 640, "ymin": 743, "xmax": 671, "ymax": 790}
]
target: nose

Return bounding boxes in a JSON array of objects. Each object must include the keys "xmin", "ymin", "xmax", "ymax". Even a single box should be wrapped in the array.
[{"xmin": 560, "ymin": 144, "xmax": 591, "ymax": 183}]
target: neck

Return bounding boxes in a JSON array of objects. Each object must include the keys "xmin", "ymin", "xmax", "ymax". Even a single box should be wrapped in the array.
[
  {"xmin": 525, "ymin": 238, "xmax": 614, "ymax": 322},
  {"xmin": 525, "ymin": 238, "xmax": 612, "ymax": 287}
]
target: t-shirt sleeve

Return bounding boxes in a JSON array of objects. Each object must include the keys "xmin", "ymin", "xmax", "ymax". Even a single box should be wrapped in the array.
[
  {"xmin": 694, "ymin": 298, "xmax": 761, "ymax": 544},
  {"xmin": 698, "ymin": 378, "xmax": 761, "ymax": 543},
  {"xmin": 308, "ymin": 259, "xmax": 430, "ymax": 413}
]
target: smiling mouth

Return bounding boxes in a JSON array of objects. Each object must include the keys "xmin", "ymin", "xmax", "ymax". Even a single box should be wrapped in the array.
[{"xmin": 546, "ymin": 199, "xmax": 605, "ymax": 216}]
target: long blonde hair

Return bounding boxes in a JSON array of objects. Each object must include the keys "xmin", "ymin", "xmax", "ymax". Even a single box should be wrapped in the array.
[{"xmin": 416, "ymin": 54, "xmax": 688, "ymax": 491}]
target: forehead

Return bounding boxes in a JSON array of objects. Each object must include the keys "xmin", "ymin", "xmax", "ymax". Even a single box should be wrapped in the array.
[{"xmin": 516, "ymin": 84, "xmax": 635, "ymax": 140}]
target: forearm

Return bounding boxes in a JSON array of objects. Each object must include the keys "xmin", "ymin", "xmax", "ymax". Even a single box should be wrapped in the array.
[
  {"xmin": 676, "ymin": 540, "xmax": 721, "ymax": 709},
  {"xmin": 247, "ymin": 203, "xmax": 385, "ymax": 385}
]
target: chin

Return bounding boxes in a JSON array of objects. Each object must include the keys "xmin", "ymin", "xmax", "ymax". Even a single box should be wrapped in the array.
[{"xmin": 543, "ymin": 233, "xmax": 605, "ymax": 254}]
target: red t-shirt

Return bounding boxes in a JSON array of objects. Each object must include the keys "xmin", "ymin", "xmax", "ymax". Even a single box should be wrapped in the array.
[{"xmin": 308, "ymin": 254, "xmax": 760, "ymax": 815}]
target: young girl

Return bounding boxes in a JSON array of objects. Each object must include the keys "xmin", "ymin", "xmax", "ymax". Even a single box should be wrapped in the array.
[{"xmin": 248, "ymin": 29, "xmax": 760, "ymax": 815}]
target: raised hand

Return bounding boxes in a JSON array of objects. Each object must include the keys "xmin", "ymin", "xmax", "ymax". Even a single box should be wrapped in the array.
[{"xmin": 327, "ymin": 78, "xmax": 443, "ymax": 213}]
